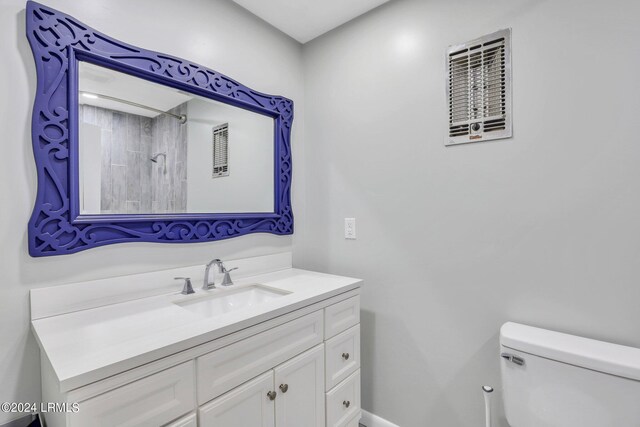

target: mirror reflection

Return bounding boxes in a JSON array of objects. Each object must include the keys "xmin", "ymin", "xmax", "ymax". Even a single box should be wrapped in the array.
[{"xmin": 78, "ymin": 61, "xmax": 275, "ymax": 215}]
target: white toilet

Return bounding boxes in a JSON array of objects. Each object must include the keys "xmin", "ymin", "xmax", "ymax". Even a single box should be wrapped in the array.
[{"xmin": 500, "ymin": 322, "xmax": 640, "ymax": 427}]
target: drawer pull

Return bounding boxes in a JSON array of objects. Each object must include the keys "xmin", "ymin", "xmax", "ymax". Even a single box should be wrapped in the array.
[
  {"xmin": 342, "ymin": 352, "xmax": 350, "ymax": 360},
  {"xmin": 279, "ymin": 384, "xmax": 289, "ymax": 393},
  {"xmin": 267, "ymin": 391, "xmax": 277, "ymax": 401},
  {"xmin": 343, "ymin": 400, "xmax": 351, "ymax": 408}
]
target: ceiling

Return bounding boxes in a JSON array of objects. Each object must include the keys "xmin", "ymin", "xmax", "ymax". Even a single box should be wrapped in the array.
[{"xmin": 231, "ymin": 0, "xmax": 392, "ymax": 44}]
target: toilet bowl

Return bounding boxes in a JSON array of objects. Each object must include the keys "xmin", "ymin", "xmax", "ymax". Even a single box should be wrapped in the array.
[{"xmin": 500, "ymin": 322, "xmax": 640, "ymax": 427}]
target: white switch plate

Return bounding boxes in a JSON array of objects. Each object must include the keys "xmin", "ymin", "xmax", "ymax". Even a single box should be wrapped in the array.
[{"xmin": 344, "ymin": 218, "xmax": 356, "ymax": 239}]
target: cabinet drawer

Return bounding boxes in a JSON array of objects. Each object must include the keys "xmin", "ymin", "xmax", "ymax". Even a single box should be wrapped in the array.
[
  {"xmin": 325, "ymin": 325, "xmax": 360, "ymax": 391},
  {"xmin": 165, "ymin": 412, "xmax": 197, "ymax": 427},
  {"xmin": 70, "ymin": 362, "xmax": 195, "ymax": 427},
  {"xmin": 197, "ymin": 311, "xmax": 323, "ymax": 404},
  {"xmin": 326, "ymin": 370, "xmax": 361, "ymax": 427},
  {"xmin": 325, "ymin": 296, "xmax": 360, "ymax": 339}
]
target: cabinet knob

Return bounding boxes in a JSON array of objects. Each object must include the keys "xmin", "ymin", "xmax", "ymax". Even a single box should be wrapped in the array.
[
  {"xmin": 343, "ymin": 400, "xmax": 351, "ymax": 408},
  {"xmin": 267, "ymin": 391, "xmax": 277, "ymax": 401},
  {"xmin": 279, "ymin": 384, "xmax": 289, "ymax": 393},
  {"xmin": 342, "ymin": 352, "xmax": 350, "ymax": 360}
]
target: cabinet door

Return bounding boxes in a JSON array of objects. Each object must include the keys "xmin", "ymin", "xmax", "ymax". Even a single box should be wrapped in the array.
[
  {"xmin": 274, "ymin": 344, "xmax": 325, "ymax": 427},
  {"xmin": 199, "ymin": 371, "xmax": 275, "ymax": 427}
]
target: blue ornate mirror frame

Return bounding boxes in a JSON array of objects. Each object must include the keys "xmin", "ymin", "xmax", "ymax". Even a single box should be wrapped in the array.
[{"xmin": 25, "ymin": 1, "xmax": 293, "ymax": 257}]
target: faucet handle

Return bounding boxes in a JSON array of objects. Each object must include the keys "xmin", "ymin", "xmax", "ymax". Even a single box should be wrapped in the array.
[
  {"xmin": 175, "ymin": 277, "xmax": 195, "ymax": 295},
  {"xmin": 221, "ymin": 267, "xmax": 238, "ymax": 286}
]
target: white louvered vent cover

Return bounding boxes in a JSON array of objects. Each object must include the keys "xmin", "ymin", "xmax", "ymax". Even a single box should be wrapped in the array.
[
  {"xmin": 212, "ymin": 123, "xmax": 229, "ymax": 178},
  {"xmin": 446, "ymin": 29, "xmax": 512, "ymax": 146}
]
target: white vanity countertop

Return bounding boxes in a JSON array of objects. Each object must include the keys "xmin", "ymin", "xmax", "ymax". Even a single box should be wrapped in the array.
[{"xmin": 31, "ymin": 267, "xmax": 361, "ymax": 392}]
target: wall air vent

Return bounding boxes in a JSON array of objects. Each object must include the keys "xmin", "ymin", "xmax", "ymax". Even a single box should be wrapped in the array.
[
  {"xmin": 445, "ymin": 28, "xmax": 512, "ymax": 146},
  {"xmin": 212, "ymin": 123, "xmax": 229, "ymax": 178}
]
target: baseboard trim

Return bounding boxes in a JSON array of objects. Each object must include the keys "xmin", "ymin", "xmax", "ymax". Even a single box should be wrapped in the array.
[{"xmin": 361, "ymin": 409, "xmax": 399, "ymax": 427}]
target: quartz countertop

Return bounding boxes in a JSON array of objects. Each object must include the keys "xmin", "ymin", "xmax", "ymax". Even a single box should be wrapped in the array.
[{"xmin": 31, "ymin": 268, "xmax": 361, "ymax": 392}]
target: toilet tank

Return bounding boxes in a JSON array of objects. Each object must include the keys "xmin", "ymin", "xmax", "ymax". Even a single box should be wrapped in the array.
[{"xmin": 500, "ymin": 322, "xmax": 640, "ymax": 427}]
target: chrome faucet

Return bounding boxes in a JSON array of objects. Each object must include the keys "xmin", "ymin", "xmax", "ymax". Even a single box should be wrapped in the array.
[
  {"xmin": 203, "ymin": 259, "xmax": 223, "ymax": 290},
  {"xmin": 203, "ymin": 258, "xmax": 238, "ymax": 289}
]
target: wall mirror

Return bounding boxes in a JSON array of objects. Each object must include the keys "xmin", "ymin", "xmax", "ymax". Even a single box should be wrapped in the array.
[
  {"xmin": 78, "ymin": 62, "xmax": 275, "ymax": 215},
  {"xmin": 26, "ymin": 1, "xmax": 293, "ymax": 257}
]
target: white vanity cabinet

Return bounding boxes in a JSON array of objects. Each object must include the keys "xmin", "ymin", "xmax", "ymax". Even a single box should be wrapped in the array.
[{"xmin": 40, "ymin": 291, "xmax": 361, "ymax": 427}]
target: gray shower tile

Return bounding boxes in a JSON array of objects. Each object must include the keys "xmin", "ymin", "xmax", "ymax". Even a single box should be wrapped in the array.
[
  {"xmin": 167, "ymin": 168, "xmax": 175, "ymax": 203},
  {"xmin": 160, "ymin": 129, "xmax": 170, "ymax": 153},
  {"xmin": 176, "ymin": 142, "xmax": 187, "ymax": 166},
  {"xmin": 126, "ymin": 114, "xmax": 141, "ymax": 152},
  {"xmin": 163, "ymin": 181, "xmax": 171, "ymax": 210},
  {"xmin": 151, "ymin": 167, "xmax": 159, "ymax": 202},
  {"xmin": 111, "ymin": 165, "xmax": 126, "ymax": 212},
  {"xmin": 125, "ymin": 150, "xmax": 142, "ymax": 202},
  {"xmin": 126, "ymin": 201, "xmax": 140, "ymax": 214},
  {"xmin": 176, "ymin": 161, "xmax": 186, "ymax": 182},
  {"xmin": 100, "ymin": 181, "xmax": 112, "ymax": 212},
  {"xmin": 178, "ymin": 180, "xmax": 187, "ymax": 212},
  {"xmin": 100, "ymin": 129, "xmax": 112, "ymax": 171},
  {"xmin": 140, "ymin": 165, "xmax": 152, "ymax": 213},
  {"xmin": 141, "ymin": 117, "xmax": 152, "ymax": 137},
  {"xmin": 99, "ymin": 130, "xmax": 112, "ymax": 212},
  {"xmin": 150, "ymin": 121, "xmax": 159, "ymax": 150},
  {"xmin": 112, "ymin": 113, "xmax": 127, "ymax": 165},
  {"xmin": 141, "ymin": 190, "xmax": 152, "ymax": 213},
  {"xmin": 154, "ymin": 198, "xmax": 168, "ymax": 214},
  {"xmin": 141, "ymin": 135, "xmax": 152, "ymax": 159},
  {"xmin": 97, "ymin": 106, "xmax": 113, "ymax": 130}
]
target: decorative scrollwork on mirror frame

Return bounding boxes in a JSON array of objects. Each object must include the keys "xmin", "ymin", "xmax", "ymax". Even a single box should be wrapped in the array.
[{"xmin": 25, "ymin": 1, "xmax": 293, "ymax": 257}]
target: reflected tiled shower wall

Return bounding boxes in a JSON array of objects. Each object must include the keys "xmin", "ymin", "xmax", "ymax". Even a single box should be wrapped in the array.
[
  {"xmin": 151, "ymin": 104, "xmax": 188, "ymax": 213},
  {"xmin": 79, "ymin": 103, "xmax": 188, "ymax": 214}
]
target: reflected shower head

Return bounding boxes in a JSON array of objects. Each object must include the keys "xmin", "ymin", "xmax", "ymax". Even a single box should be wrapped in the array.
[
  {"xmin": 150, "ymin": 152, "xmax": 166, "ymax": 163},
  {"xmin": 150, "ymin": 152, "xmax": 167, "ymax": 174}
]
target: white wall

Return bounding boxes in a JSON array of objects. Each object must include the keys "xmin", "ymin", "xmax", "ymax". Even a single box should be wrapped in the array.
[
  {"xmin": 295, "ymin": 0, "xmax": 640, "ymax": 425},
  {"xmin": 186, "ymin": 98, "xmax": 274, "ymax": 213},
  {"xmin": 0, "ymin": 0, "xmax": 303, "ymax": 423}
]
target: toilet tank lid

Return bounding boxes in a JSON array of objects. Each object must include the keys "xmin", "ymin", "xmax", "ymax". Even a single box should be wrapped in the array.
[{"xmin": 500, "ymin": 322, "xmax": 640, "ymax": 381}]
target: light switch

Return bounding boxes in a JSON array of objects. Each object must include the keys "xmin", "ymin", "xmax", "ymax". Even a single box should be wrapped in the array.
[{"xmin": 344, "ymin": 218, "xmax": 356, "ymax": 240}]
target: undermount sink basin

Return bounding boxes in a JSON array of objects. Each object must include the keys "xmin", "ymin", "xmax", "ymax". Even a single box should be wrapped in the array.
[{"xmin": 174, "ymin": 284, "xmax": 290, "ymax": 318}]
